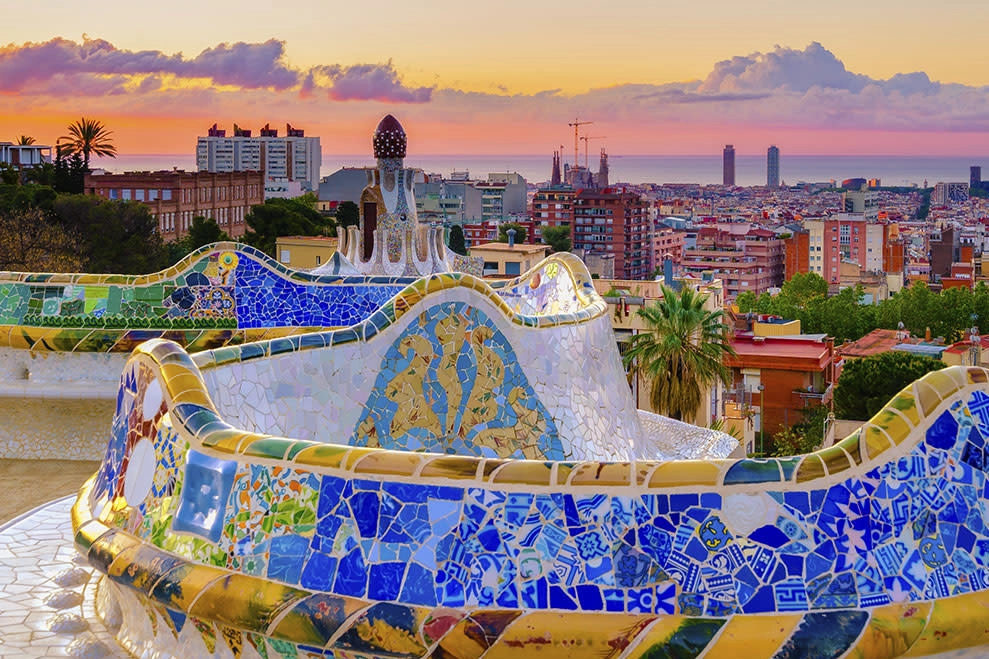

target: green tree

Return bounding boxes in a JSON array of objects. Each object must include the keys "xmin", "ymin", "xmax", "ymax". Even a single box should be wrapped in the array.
[
  {"xmin": 53, "ymin": 150, "xmax": 86, "ymax": 193},
  {"xmin": 0, "ymin": 163, "xmax": 19, "ymax": 185},
  {"xmin": 15, "ymin": 135, "xmax": 35, "ymax": 145},
  {"xmin": 541, "ymin": 225, "xmax": 571, "ymax": 252},
  {"xmin": 735, "ymin": 291, "xmax": 759, "ymax": 312},
  {"xmin": 53, "ymin": 195, "xmax": 167, "ymax": 273},
  {"xmin": 334, "ymin": 200, "xmax": 360, "ymax": 229},
  {"xmin": 0, "ymin": 206, "xmax": 81, "ymax": 272},
  {"xmin": 448, "ymin": 224, "xmax": 467, "ymax": 255},
  {"xmin": 622, "ymin": 284, "xmax": 736, "ymax": 421},
  {"xmin": 243, "ymin": 197, "xmax": 331, "ymax": 256},
  {"xmin": 497, "ymin": 222, "xmax": 527, "ymax": 244},
  {"xmin": 61, "ymin": 117, "xmax": 117, "ymax": 169},
  {"xmin": 834, "ymin": 351, "xmax": 946, "ymax": 420},
  {"xmin": 187, "ymin": 216, "xmax": 231, "ymax": 249},
  {"xmin": 0, "ymin": 183, "xmax": 57, "ymax": 213},
  {"xmin": 780, "ymin": 272, "xmax": 828, "ymax": 306},
  {"xmin": 765, "ymin": 406, "xmax": 830, "ymax": 457}
]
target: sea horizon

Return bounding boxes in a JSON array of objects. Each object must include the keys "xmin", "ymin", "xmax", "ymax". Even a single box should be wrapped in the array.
[{"xmin": 88, "ymin": 153, "xmax": 989, "ymax": 189}]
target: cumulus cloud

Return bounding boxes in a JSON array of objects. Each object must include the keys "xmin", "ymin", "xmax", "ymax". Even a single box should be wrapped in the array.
[
  {"xmin": 0, "ymin": 36, "xmax": 298, "ymax": 91},
  {"xmin": 0, "ymin": 36, "xmax": 434, "ymax": 103},
  {"xmin": 309, "ymin": 62, "xmax": 432, "ymax": 103},
  {"xmin": 699, "ymin": 42, "xmax": 871, "ymax": 93}
]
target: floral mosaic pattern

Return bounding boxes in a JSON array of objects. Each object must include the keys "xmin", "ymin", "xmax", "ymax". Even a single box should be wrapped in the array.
[
  {"xmin": 353, "ymin": 301, "xmax": 563, "ymax": 460},
  {"xmin": 0, "ymin": 244, "xmax": 412, "ymax": 336}
]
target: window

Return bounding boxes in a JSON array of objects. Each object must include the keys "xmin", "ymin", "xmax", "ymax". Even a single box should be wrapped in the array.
[
  {"xmin": 135, "ymin": 189, "xmax": 145, "ymax": 201},
  {"xmin": 316, "ymin": 255, "xmax": 321, "ymax": 265},
  {"xmin": 280, "ymin": 249, "xmax": 291, "ymax": 263},
  {"xmin": 122, "ymin": 189, "xmax": 132, "ymax": 200},
  {"xmin": 162, "ymin": 189, "xmax": 172, "ymax": 201},
  {"xmin": 505, "ymin": 261, "xmax": 521, "ymax": 276},
  {"xmin": 148, "ymin": 189, "xmax": 159, "ymax": 201},
  {"xmin": 108, "ymin": 189, "xmax": 119, "ymax": 200}
]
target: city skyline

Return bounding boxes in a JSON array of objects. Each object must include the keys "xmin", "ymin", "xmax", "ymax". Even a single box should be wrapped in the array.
[{"xmin": 2, "ymin": 0, "xmax": 989, "ymax": 157}]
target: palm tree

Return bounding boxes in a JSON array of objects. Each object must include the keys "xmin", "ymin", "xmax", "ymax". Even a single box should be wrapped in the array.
[
  {"xmin": 622, "ymin": 284, "xmax": 735, "ymax": 422},
  {"xmin": 61, "ymin": 117, "xmax": 116, "ymax": 169},
  {"xmin": 15, "ymin": 135, "xmax": 35, "ymax": 145}
]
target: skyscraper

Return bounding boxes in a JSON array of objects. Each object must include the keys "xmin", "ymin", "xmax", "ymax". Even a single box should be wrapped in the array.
[
  {"xmin": 972, "ymin": 166, "xmax": 982, "ymax": 190},
  {"xmin": 767, "ymin": 145, "xmax": 780, "ymax": 188},
  {"xmin": 723, "ymin": 145, "xmax": 735, "ymax": 186}
]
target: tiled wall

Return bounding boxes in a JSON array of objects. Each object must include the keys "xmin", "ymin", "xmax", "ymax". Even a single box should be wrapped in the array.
[{"xmin": 74, "ymin": 330, "xmax": 989, "ymax": 657}]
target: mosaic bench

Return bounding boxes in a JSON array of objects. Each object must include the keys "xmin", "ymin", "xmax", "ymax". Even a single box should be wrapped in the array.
[
  {"xmin": 0, "ymin": 242, "xmax": 503, "ymax": 461},
  {"xmin": 71, "ymin": 251, "xmax": 989, "ymax": 657}
]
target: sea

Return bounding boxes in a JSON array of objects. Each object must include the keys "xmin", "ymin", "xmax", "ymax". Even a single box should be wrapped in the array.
[{"xmin": 88, "ymin": 154, "xmax": 989, "ymax": 189}]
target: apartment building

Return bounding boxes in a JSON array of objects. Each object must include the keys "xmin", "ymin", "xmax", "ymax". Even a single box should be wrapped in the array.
[
  {"xmin": 573, "ymin": 189, "xmax": 651, "ymax": 280},
  {"xmin": 681, "ymin": 226, "xmax": 784, "ymax": 299},
  {"xmin": 530, "ymin": 186, "xmax": 575, "ymax": 242},
  {"xmin": 798, "ymin": 215, "xmax": 905, "ymax": 285},
  {"xmin": 196, "ymin": 123, "xmax": 321, "ymax": 193},
  {"xmin": 84, "ymin": 170, "xmax": 263, "ymax": 241}
]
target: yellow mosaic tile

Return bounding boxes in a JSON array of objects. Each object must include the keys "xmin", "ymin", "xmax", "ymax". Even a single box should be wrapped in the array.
[
  {"xmin": 699, "ymin": 613, "xmax": 804, "ymax": 659},
  {"xmin": 835, "ymin": 431, "xmax": 864, "ymax": 465},
  {"xmin": 190, "ymin": 574, "xmax": 308, "ymax": 633},
  {"xmin": 819, "ymin": 445, "xmax": 853, "ymax": 475},
  {"xmin": 872, "ymin": 408, "xmax": 915, "ymax": 445},
  {"xmin": 266, "ymin": 593, "xmax": 367, "ymax": 648},
  {"xmin": 913, "ymin": 381, "xmax": 943, "ymax": 418},
  {"xmin": 88, "ymin": 528, "xmax": 143, "ymax": 572},
  {"xmin": 611, "ymin": 615, "xmax": 687, "ymax": 659},
  {"xmin": 903, "ymin": 589, "xmax": 989, "ymax": 657},
  {"xmin": 861, "ymin": 424, "xmax": 894, "ymax": 461},
  {"xmin": 432, "ymin": 611, "xmax": 522, "ymax": 659},
  {"xmin": 923, "ymin": 369, "xmax": 964, "ymax": 403},
  {"xmin": 1, "ymin": 326, "xmax": 34, "ymax": 349},
  {"xmin": 292, "ymin": 444, "xmax": 354, "ymax": 470},
  {"xmin": 485, "ymin": 612, "xmax": 654, "ymax": 659},
  {"xmin": 843, "ymin": 602, "xmax": 930, "ymax": 659},
  {"xmin": 648, "ymin": 460, "xmax": 723, "ymax": 488},
  {"xmin": 967, "ymin": 366, "xmax": 989, "ymax": 385},
  {"xmin": 567, "ymin": 461, "xmax": 633, "ymax": 487},
  {"xmin": 199, "ymin": 428, "xmax": 254, "ymax": 454},
  {"xmin": 343, "ymin": 447, "xmax": 378, "ymax": 470},
  {"xmin": 487, "ymin": 460, "xmax": 554, "ymax": 485},
  {"xmin": 634, "ymin": 462, "xmax": 659, "ymax": 486},
  {"xmin": 350, "ymin": 451, "xmax": 424, "ymax": 476},
  {"xmin": 795, "ymin": 454, "xmax": 827, "ymax": 483},
  {"xmin": 151, "ymin": 562, "xmax": 228, "ymax": 612}
]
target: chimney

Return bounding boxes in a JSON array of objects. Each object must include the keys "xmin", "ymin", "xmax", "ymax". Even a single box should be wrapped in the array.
[{"xmin": 507, "ymin": 228, "xmax": 516, "ymax": 248}]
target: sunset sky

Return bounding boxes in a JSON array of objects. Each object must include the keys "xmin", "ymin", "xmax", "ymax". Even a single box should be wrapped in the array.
[{"xmin": 2, "ymin": 0, "xmax": 989, "ymax": 157}]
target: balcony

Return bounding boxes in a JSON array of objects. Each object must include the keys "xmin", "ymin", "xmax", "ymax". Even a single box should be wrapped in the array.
[{"xmin": 792, "ymin": 382, "xmax": 833, "ymax": 407}]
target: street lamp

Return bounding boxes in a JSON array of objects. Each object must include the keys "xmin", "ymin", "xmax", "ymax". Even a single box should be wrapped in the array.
[{"xmin": 758, "ymin": 384, "xmax": 766, "ymax": 456}]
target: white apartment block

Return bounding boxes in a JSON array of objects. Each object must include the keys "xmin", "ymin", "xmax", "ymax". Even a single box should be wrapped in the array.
[{"xmin": 196, "ymin": 124, "xmax": 321, "ymax": 195}]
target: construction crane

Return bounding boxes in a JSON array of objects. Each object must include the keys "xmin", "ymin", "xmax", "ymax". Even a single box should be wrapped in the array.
[
  {"xmin": 567, "ymin": 118, "xmax": 592, "ymax": 173},
  {"xmin": 579, "ymin": 136, "xmax": 607, "ymax": 170}
]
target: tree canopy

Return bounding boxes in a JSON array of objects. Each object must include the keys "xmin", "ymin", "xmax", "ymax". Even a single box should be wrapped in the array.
[
  {"xmin": 0, "ymin": 206, "xmax": 81, "ymax": 272},
  {"xmin": 60, "ymin": 117, "xmax": 116, "ymax": 169},
  {"xmin": 243, "ymin": 197, "xmax": 333, "ymax": 256},
  {"xmin": 623, "ymin": 284, "xmax": 735, "ymax": 422},
  {"xmin": 53, "ymin": 195, "xmax": 168, "ymax": 274},
  {"xmin": 497, "ymin": 222, "xmax": 527, "ymax": 244},
  {"xmin": 541, "ymin": 225, "xmax": 572, "ymax": 252},
  {"xmin": 334, "ymin": 200, "xmax": 360, "ymax": 229},
  {"xmin": 834, "ymin": 351, "xmax": 946, "ymax": 420},
  {"xmin": 448, "ymin": 224, "xmax": 467, "ymax": 255},
  {"xmin": 734, "ymin": 274, "xmax": 989, "ymax": 345}
]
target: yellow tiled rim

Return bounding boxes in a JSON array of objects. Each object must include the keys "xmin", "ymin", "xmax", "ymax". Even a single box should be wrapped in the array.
[{"xmin": 133, "ymin": 333, "xmax": 985, "ymax": 491}]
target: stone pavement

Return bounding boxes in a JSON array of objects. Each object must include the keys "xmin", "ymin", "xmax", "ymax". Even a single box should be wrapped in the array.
[{"xmin": 0, "ymin": 497, "xmax": 126, "ymax": 658}]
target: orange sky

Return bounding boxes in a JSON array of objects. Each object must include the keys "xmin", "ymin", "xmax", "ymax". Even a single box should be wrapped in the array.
[{"xmin": 2, "ymin": 1, "xmax": 989, "ymax": 156}]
